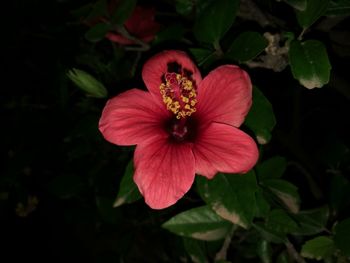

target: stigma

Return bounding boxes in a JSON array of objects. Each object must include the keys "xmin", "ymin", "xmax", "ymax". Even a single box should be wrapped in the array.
[{"xmin": 159, "ymin": 73, "xmax": 197, "ymax": 119}]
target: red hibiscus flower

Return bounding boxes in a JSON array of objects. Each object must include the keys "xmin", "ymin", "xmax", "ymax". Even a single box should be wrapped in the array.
[
  {"xmin": 106, "ymin": 6, "xmax": 160, "ymax": 45},
  {"xmin": 99, "ymin": 50, "xmax": 259, "ymax": 209}
]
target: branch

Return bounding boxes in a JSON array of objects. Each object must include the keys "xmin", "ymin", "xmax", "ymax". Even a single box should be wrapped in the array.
[
  {"xmin": 285, "ymin": 240, "xmax": 306, "ymax": 263},
  {"xmin": 245, "ymin": 32, "xmax": 289, "ymax": 72},
  {"xmin": 215, "ymin": 225, "xmax": 237, "ymax": 261},
  {"xmin": 116, "ymin": 25, "xmax": 150, "ymax": 51}
]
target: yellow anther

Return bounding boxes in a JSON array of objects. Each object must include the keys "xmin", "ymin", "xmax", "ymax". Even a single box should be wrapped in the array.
[
  {"xmin": 181, "ymin": 96, "xmax": 189, "ymax": 103},
  {"xmin": 159, "ymin": 73, "xmax": 197, "ymax": 119}
]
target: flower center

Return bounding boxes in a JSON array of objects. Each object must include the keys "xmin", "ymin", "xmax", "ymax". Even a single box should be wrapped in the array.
[
  {"xmin": 171, "ymin": 120, "xmax": 188, "ymax": 141},
  {"xmin": 159, "ymin": 73, "xmax": 197, "ymax": 119}
]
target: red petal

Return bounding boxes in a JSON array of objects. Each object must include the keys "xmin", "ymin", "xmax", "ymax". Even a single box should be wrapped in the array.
[
  {"xmin": 196, "ymin": 65, "xmax": 252, "ymax": 128},
  {"xmin": 99, "ymin": 89, "xmax": 170, "ymax": 146},
  {"xmin": 134, "ymin": 138, "xmax": 195, "ymax": 209},
  {"xmin": 193, "ymin": 122, "xmax": 259, "ymax": 179},
  {"xmin": 142, "ymin": 50, "xmax": 202, "ymax": 104}
]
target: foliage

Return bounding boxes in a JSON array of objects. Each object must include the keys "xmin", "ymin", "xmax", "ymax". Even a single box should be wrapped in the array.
[{"xmin": 2, "ymin": 0, "xmax": 350, "ymax": 262}]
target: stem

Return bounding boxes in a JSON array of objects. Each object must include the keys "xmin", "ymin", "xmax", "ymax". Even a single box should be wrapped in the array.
[
  {"xmin": 130, "ymin": 52, "xmax": 141, "ymax": 77},
  {"xmin": 288, "ymin": 161, "xmax": 323, "ymax": 200},
  {"xmin": 298, "ymin": 28, "xmax": 307, "ymax": 41},
  {"xmin": 215, "ymin": 225, "xmax": 236, "ymax": 261},
  {"xmin": 285, "ymin": 240, "xmax": 307, "ymax": 263},
  {"xmin": 116, "ymin": 25, "xmax": 150, "ymax": 51},
  {"xmin": 213, "ymin": 40, "xmax": 223, "ymax": 57}
]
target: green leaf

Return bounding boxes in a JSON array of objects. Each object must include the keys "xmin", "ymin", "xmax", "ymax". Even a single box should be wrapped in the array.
[
  {"xmin": 292, "ymin": 206, "xmax": 329, "ymax": 235},
  {"xmin": 183, "ymin": 238, "xmax": 208, "ymax": 263},
  {"xmin": 256, "ymin": 156, "xmax": 287, "ymax": 179},
  {"xmin": 262, "ymin": 179, "xmax": 300, "ymax": 213},
  {"xmin": 162, "ymin": 206, "xmax": 232, "ymax": 241},
  {"xmin": 245, "ymin": 86, "xmax": 276, "ymax": 144},
  {"xmin": 266, "ymin": 209, "xmax": 299, "ymax": 234},
  {"xmin": 175, "ymin": 0, "xmax": 195, "ymax": 16},
  {"xmin": 226, "ymin": 31, "xmax": 268, "ymax": 62},
  {"xmin": 84, "ymin": 22, "xmax": 111, "ymax": 43},
  {"xmin": 255, "ymin": 190, "xmax": 271, "ymax": 218},
  {"xmin": 67, "ymin": 68, "xmax": 108, "ymax": 98},
  {"xmin": 296, "ymin": 0, "xmax": 330, "ymax": 28},
  {"xmin": 189, "ymin": 48, "xmax": 216, "ymax": 66},
  {"xmin": 326, "ymin": 0, "xmax": 350, "ymax": 16},
  {"xmin": 257, "ymin": 240, "xmax": 272, "ymax": 263},
  {"xmin": 196, "ymin": 171, "xmax": 258, "ymax": 228},
  {"xmin": 283, "ymin": 0, "xmax": 307, "ymax": 11},
  {"xmin": 113, "ymin": 161, "xmax": 142, "ymax": 207},
  {"xmin": 253, "ymin": 222, "xmax": 286, "ymax": 244},
  {"xmin": 154, "ymin": 24, "xmax": 186, "ymax": 44},
  {"xmin": 289, "ymin": 40, "xmax": 331, "ymax": 89},
  {"xmin": 334, "ymin": 218, "xmax": 350, "ymax": 256},
  {"xmin": 194, "ymin": 0, "xmax": 239, "ymax": 44},
  {"xmin": 301, "ymin": 236, "xmax": 335, "ymax": 260},
  {"xmin": 110, "ymin": 0, "xmax": 137, "ymax": 25}
]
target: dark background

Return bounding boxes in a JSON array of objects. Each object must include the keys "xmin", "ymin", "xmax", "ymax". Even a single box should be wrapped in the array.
[{"xmin": 1, "ymin": 0, "xmax": 350, "ymax": 262}]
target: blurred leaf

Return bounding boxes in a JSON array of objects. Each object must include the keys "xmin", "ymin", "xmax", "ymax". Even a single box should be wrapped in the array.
[
  {"xmin": 194, "ymin": 0, "xmax": 239, "ymax": 44},
  {"xmin": 113, "ymin": 160, "xmax": 142, "ymax": 207},
  {"xmin": 175, "ymin": 0, "xmax": 195, "ymax": 16},
  {"xmin": 154, "ymin": 24, "xmax": 186, "ymax": 44},
  {"xmin": 85, "ymin": 22, "xmax": 111, "ymax": 43},
  {"xmin": 289, "ymin": 40, "xmax": 331, "ymax": 89},
  {"xmin": 320, "ymin": 138, "xmax": 350, "ymax": 167},
  {"xmin": 71, "ymin": 3, "xmax": 94, "ymax": 18},
  {"xmin": 277, "ymin": 251, "xmax": 292, "ymax": 263},
  {"xmin": 256, "ymin": 156, "xmax": 287, "ymax": 179},
  {"xmin": 257, "ymin": 239, "xmax": 272, "ymax": 263},
  {"xmin": 196, "ymin": 171, "xmax": 258, "ymax": 228},
  {"xmin": 226, "ymin": 31, "xmax": 268, "ymax": 62},
  {"xmin": 86, "ymin": 0, "xmax": 108, "ymax": 20},
  {"xmin": 329, "ymin": 175, "xmax": 350, "ymax": 212},
  {"xmin": 48, "ymin": 174, "xmax": 84, "ymax": 199},
  {"xmin": 245, "ymin": 86, "xmax": 276, "ymax": 144},
  {"xmin": 292, "ymin": 206, "xmax": 329, "ymax": 235},
  {"xmin": 301, "ymin": 236, "xmax": 335, "ymax": 260},
  {"xmin": 255, "ymin": 190, "xmax": 271, "ymax": 218},
  {"xmin": 96, "ymin": 196, "xmax": 122, "ymax": 224},
  {"xmin": 326, "ymin": 0, "xmax": 350, "ymax": 16},
  {"xmin": 110, "ymin": 0, "xmax": 137, "ymax": 25},
  {"xmin": 262, "ymin": 179, "xmax": 300, "ymax": 213},
  {"xmin": 189, "ymin": 48, "xmax": 216, "ymax": 66},
  {"xmin": 67, "ymin": 68, "xmax": 108, "ymax": 98},
  {"xmin": 283, "ymin": 0, "xmax": 307, "ymax": 11},
  {"xmin": 334, "ymin": 218, "xmax": 350, "ymax": 256},
  {"xmin": 266, "ymin": 209, "xmax": 299, "ymax": 234},
  {"xmin": 162, "ymin": 206, "xmax": 231, "ymax": 241},
  {"xmin": 253, "ymin": 222, "xmax": 286, "ymax": 243},
  {"xmin": 183, "ymin": 238, "xmax": 208, "ymax": 263},
  {"xmin": 296, "ymin": 0, "xmax": 330, "ymax": 28}
]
